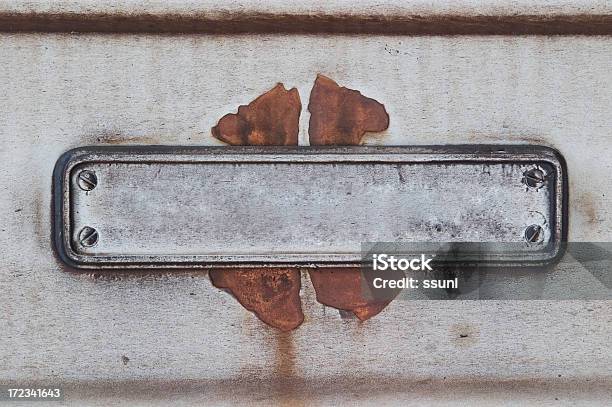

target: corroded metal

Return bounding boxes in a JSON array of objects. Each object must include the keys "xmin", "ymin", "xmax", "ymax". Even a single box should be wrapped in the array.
[
  {"xmin": 212, "ymin": 83, "xmax": 301, "ymax": 146},
  {"xmin": 308, "ymin": 74, "xmax": 389, "ymax": 145},
  {"xmin": 53, "ymin": 145, "xmax": 567, "ymax": 269}
]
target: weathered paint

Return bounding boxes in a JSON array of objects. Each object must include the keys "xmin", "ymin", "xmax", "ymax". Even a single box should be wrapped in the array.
[
  {"xmin": 1, "ymin": 23, "xmax": 611, "ymax": 404},
  {"xmin": 210, "ymin": 84, "xmax": 304, "ymax": 330},
  {"xmin": 308, "ymin": 75, "xmax": 389, "ymax": 146},
  {"xmin": 307, "ymin": 75, "xmax": 395, "ymax": 319},
  {"xmin": 209, "ymin": 268, "xmax": 303, "ymax": 331},
  {"xmin": 308, "ymin": 268, "xmax": 396, "ymax": 320},
  {"xmin": 212, "ymin": 83, "xmax": 301, "ymax": 146}
]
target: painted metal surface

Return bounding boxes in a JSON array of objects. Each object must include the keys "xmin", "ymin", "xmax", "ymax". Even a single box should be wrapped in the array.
[
  {"xmin": 0, "ymin": 3, "xmax": 611, "ymax": 404},
  {"xmin": 2, "ymin": 33, "xmax": 611, "ymax": 403}
]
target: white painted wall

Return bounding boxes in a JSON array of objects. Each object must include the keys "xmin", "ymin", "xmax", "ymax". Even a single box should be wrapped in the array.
[{"xmin": 0, "ymin": 25, "xmax": 610, "ymax": 407}]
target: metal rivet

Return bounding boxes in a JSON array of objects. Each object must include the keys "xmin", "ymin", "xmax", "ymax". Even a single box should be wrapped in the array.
[
  {"xmin": 77, "ymin": 170, "xmax": 97, "ymax": 191},
  {"xmin": 523, "ymin": 168, "xmax": 546, "ymax": 188},
  {"xmin": 524, "ymin": 224, "xmax": 544, "ymax": 243},
  {"xmin": 78, "ymin": 226, "xmax": 99, "ymax": 247}
]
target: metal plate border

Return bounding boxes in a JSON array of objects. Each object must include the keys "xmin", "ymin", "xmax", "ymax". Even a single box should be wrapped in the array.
[{"xmin": 52, "ymin": 145, "xmax": 568, "ymax": 270}]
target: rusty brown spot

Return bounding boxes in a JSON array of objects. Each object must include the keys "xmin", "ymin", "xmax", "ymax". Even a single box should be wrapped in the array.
[
  {"xmin": 307, "ymin": 76, "xmax": 395, "ymax": 320},
  {"xmin": 210, "ymin": 85, "xmax": 304, "ymax": 331},
  {"xmin": 211, "ymin": 77, "xmax": 393, "ymax": 325},
  {"xmin": 308, "ymin": 268, "xmax": 393, "ymax": 321},
  {"xmin": 577, "ymin": 191, "xmax": 600, "ymax": 226},
  {"xmin": 308, "ymin": 74, "xmax": 389, "ymax": 146},
  {"xmin": 212, "ymin": 83, "xmax": 301, "ymax": 146},
  {"xmin": 210, "ymin": 268, "xmax": 303, "ymax": 332}
]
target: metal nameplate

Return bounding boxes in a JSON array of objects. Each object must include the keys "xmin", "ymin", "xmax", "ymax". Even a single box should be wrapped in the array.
[{"xmin": 53, "ymin": 146, "xmax": 567, "ymax": 269}]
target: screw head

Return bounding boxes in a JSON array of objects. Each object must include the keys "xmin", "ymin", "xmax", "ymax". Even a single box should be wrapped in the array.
[
  {"xmin": 523, "ymin": 168, "xmax": 546, "ymax": 188},
  {"xmin": 524, "ymin": 224, "xmax": 544, "ymax": 243},
  {"xmin": 78, "ymin": 226, "xmax": 99, "ymax": 247},
  {"xmin": 77, "ymin": 170, "xmax": 98, "ymax": 191}
]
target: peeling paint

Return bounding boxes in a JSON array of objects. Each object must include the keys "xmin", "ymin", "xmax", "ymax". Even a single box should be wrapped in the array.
[
  {"xmin": 308, "ymin": 268, "xmax": 394, "ymax": 321},
  {"xmin": 210, "ymin": 85, "xmax": 304, "ymax": 331},
  {"xmin": 209, "ymin": 75, "xmax": 393, "ymax": 325},
  {"xmin": 308, "ymin": 74, "xmax": 389, "ymax": 146},
  {"xmin": 308, "ymin": 76, "xmax": 395, "ymax": 320},
  {"xmin": 209, "ymin": 268, "xmax": 303, "ymax": 332},
  {"xmin": 212, "ymin": 83, "xmax": 301, "ymax": 146}
]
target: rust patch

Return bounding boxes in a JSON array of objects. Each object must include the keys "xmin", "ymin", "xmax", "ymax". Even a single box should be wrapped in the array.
[
  {"xmin": 210, "ymin": 89, "xmax": 304, "ymax": 331},
  {"xmin": 308, "ymin": 268, "xmax": 393, "ymax": 321},
  {"xmin": 210, "ymin": 268, "xmax": 303, "ymax": 332},
  {"xmin": 308, "ymin": 74, "xmax": 389, "ymax": 146},
  {"xmin": 204, "ymin": 172, "xmax": 304, "ymax": 329},
  {"xmin": 307, "ymin": 78, "xmax": 395, "ymax": 320},
  {"xmin": 212, "ymin": 83, "xmax": 301, "ymax": 146}
]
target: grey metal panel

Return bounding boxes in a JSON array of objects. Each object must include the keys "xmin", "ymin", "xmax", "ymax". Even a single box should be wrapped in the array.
[
  {"xmin": 55, "ymin": 145, "xmax": 566, "ymax": 268},
  {"xmin": 0, "ymin": 31, "xmax": 610, "ymax": 406}
]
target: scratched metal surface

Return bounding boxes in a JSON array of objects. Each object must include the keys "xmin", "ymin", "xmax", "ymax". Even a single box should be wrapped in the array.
[
  {"xmin": 0, "ymin": 30, "xmax": 611, "ymax": 407},
  {"xmin": 57, "ymin": 146, "xmax": 563, "ymax": 268}
]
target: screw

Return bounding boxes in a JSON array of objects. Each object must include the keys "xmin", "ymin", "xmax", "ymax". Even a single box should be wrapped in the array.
[
  {"xmin": 523, "ymin": 168, "xmax": 546, "ymax": 188},
  {"xmin": 78, "ymin": 226, "xmax": 99, "ymax": 247},
  {"xmin": 77, "ymin": 170, "xmax": 97, "ymax": 191},
  {"xmin": 524, "ymin": 224, "xmax": 544, "ymax": 243}
]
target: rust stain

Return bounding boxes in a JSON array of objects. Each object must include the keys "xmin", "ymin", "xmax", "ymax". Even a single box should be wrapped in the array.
[
  {"xmin": 577, "ymin": 191, "xmax": 600, "ymax": 226},
  {"xmin": 210, "ymin": 86, "xmax": 304, "ymax": 331},
  {"xmin": 212, "ymin": 83, "xmax": 301, "ymax": 146},
  {"xmin": 210, "ymin": 76, "xmax": 393, "ymax": 326},
  {"xmin": 308, "ymin": 268, "xmax": 392, "ymax": 321},
  {"xmin": 308, "ymin": 74, "xmax": 389, "ymax": 146},
  {"xmin": 94, "ymin": 134, "xmax": 162, "ymax": 145},
  {"xmin": 274, "ymin": 332, "xmax": 297, "ymax": 378},
  {"xmin": 308, "ymin": 77, "xmax": 395, "ymax": 320},
  {"xmin": 210, "ymin": 268, "xmax": 303, "ymax": 332},
  {"xmin": 273, "ymin": 332, "xmax": 306, "ymax": 407}
]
